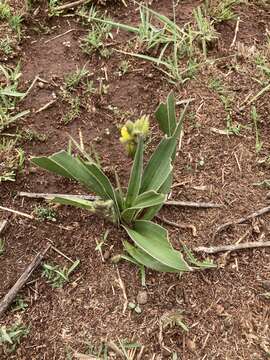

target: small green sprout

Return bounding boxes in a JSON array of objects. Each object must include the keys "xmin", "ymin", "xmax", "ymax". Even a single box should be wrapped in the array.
[
  {"xmin": 42, "ymin": 260, "xmax": 80, "ymax": 288},
  {"xmin": 0, "ymin": 322, "xmax": 29, "ymax": 353},
  {"xmin": 34, "ymin": 206, "xmax": 57, "ymax": 221},
  {"xmin": 0, "ymin": 238, "xmax": 4, "ymax": 255}
]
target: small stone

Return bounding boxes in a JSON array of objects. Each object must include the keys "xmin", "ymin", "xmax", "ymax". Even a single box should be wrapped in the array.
[
  {"xmin": 103, "ymin": 250, "xmax": 110, "ymax": 260},
  {"xmin": 128, "ymin": 302, "xmax": 136, "ymax": 310},
  {"xmin": 262, "ymin": 280, "xmax": 270, "ymax": 291},
  {"xmin": 136, "ymin": 290, "xmax": 148, "ymax": 305},
  {"xmin": 111, "ymin": 255, "xmax": 121, "ymax": 264},
  {"xmin": 186, "ymin": 338, "xmax": 196, "ymax": 353},
  {"xmin": 37, "ymin": 81, "xmax": 44, "ymax": 89},
  {"xmin": 215, "ymin": 304, "xmax": 224, "ymax": 316},
  {"xmin": 29, "ymin": 167, "xmax": 38, "ymax": 174},
  {"xmin": 134, "ymin": 305, "xmax": 142, "ymax": 314}
]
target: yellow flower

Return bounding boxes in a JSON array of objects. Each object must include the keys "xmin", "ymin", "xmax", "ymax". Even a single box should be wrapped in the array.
[
  {"xmin": 134, "ymin": 115, "xmax": 149, "ymax": 136},
  {"xmin": 120, "ymin": 125, "xmax": 133, "ymax": 143},
  {"xmin": 119, "ymin": 116, "xmax": 150, "ymax": 157}
]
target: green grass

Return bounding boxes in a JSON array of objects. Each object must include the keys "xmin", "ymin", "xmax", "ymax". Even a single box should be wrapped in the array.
[
  {"xmin": 48, "ymin": 0, "xmax": 62, "ymax": 16},
  {"xmin": 34, "ymin": 206, "xmax": 57, "ymax": 221},
  {"xmin": 0, "ymin": 238, "xmax": 4, "ymax": 255},
  {"xmin": 64, "ymin": 66, "xmax": 89, "ymax": 91},
  {"xmin": 0, "ymin": 2, "xmax": 11, "ymax": 20},
  {"xmin": 42, "ymin": 260, "xmax": 80, "ymax": 288},
  {"xmin": 207, "ymin": 0, "xmax": 242, "ymax": 23},
  {"xmin": 0, "ymin": 323, "xmax": 29, "ymax": 353},
  {"xmin": 251, "ymin": 105, "xmax": 263, "ymax": 153},
  {"xmin": 0, "ymin": 138, "xmax": 25, "ymax": 182},
  {"xmin": 87, "ymin": 3, "xmax": 218, "ymax": 83},
  {"xmin": 209, "ymin": 77, "xmax": 241, "ymax": 135},
  {"xmin": 193, "ymin": 6, "xmax": 218, "ymax": 58},
  {"xmin": 0, "ymin": 63, "xmax": 30, "ymax": 131},
  {"xmin": 62, "ymin": 96, "xmax": 81, "ymax": 124},
  {"xmin": 9, "ymin": 15, "xmax": 23, "ymax": 40},
  {"xmin": 0, "ymin": 36, "xmax": 14, "ymax": 56}
]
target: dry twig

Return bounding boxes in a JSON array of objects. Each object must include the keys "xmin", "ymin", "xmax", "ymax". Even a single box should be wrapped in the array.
[
  {"xmin": 18, "ymin": 192, "xmax": 222, "ymax": 210},
  {"xmin": 215, "ymin": 205, "xmax": 270, "ymax": 235},
  {"xmin": 35, "ymin": 100, "xmax": 56, "ymax": 113},
  {"xmin": 53, "ymin": 0, "xmax": 89, "ymax": 12},
  {"xmin": 0, "ymin": 245, "xmax": 51, "ymax": 317},
  {"xmin": 106, "ymin": 341, "xmax": 125, "ymax": 358},
  {"xmin": 194, "ymin": 240, "xmax": 270, "ymax": 254},
  {"xmin": 0, "ymin": 220, "xmax": 8, "ymax": 235},
  {"xmin": 230, "ymin": 17, "xmax": 240, "ymax": 48},
  {"xmin": 0, "ymin": 205, "xmax": 34, "ymax": 220},
  {"xmin": 116, "ymin": 267, "xmax": 128, "ymax": 314},
  {"xmin": 44, "ymin": 28, "xmax": 77, "ymax": 44},
  {"xmin": 165, "ymin": 200, "xmax": 222, "ymax": 208},
  {"xmin": 18, "ymin": 192, "xmax": 97, "ymax": 201},
  {"xmin": 156, "ymin": 216, "xmax": 197, "ymax": 237}
]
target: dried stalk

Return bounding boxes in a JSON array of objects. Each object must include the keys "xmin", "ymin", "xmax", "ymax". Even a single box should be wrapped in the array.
[
  {"xmin": 0, "ymin": 245, "xmax": 50, "ymax": 317},
  {"xmin": 194, "ymin": 240, "xmax": 270, "ymax": 254},
  {"xmin": 165, "ymin": 200, "xmax": 222, "ymax": 208},
  {"xmin": 215, "ymin": 205, "xmax": 270, "ymax": 235},
  {"xmin": 0, "ymin": 220, "xmax": 8, "ymax": 235}
]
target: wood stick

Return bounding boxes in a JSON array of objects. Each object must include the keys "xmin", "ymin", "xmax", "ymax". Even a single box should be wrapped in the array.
[
  {"xmin": 53, "ymin": 0, "xmax": 89, "ymax": 12},
  {"xmin": 0, "ymin": 205, "xmax": 34, "ymax": 219},
  {"xmin": 0, "ymin": 220, "xmax": 8, "ymax": 235},
  {"xmin": 18, "ymin": 193, "xmax": 222, "ymax": 210},
  {"xmin": 35, "ymin": 100, "xmax": 56, "ymax": 113},
  {"xmin": 194, "ymin": 240, "xmax": 270, "ymax": 254},
  {"xmin": 215, "ymin": 205, "xmax": 270, "ymax": 235},
  {"xmin": 44, "ymin": 28, "xmax": 77, "ymax": 44},
  {"xmin": 106, "ymin": 341, "xmax": 125, "ymax": 358},
  {"xmin": 230, "ymin": 16, "xmax": 240, "ymax": 48},
  {"xmin": 18, "ymin": 192, "xmax": 98, "ymax": 201},
  {"xmin": 165, "ymin": 200, "xmax": 222, "ymax": 208},
  {"xmin": 239, "ymin": 83, "xmax": 270, "ymax": 110},
  {"xmin": 156, "ymin": 216, "xmax": 197, "ymax": 237},
  {"xmin": 0, "ymin": 245, "xmax": 50, "ymax": 317}
]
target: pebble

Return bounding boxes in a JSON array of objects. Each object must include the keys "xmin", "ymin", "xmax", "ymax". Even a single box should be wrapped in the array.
[
  {"xmin": 215, "ymin": 304, "xmax": 224, "ymax": 316},
  {"xmin": 136, "ymin": 291, "xmax": 148, "ymax": 305},
  {"xmin": 103, "ymin": 250, "xmax": 110, "ymax": 260},
  {"xmin": 262, "ymin": 280, "xmax": 270, "ymax": 291},
  {"xmin": 186, "ymin": 338, "xmax": 196, "ymax": 353},
  {"xmin": 37, "ymin": 81, "xmax": 44, "ymax": 89}
]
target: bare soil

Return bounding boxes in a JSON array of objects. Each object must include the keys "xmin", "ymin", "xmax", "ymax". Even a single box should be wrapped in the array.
[{"xmin": 0, "ymin": 0, "xmax": 270, "ymax": 359}]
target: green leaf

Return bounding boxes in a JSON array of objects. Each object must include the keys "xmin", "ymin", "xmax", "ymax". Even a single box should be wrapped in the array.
[
  {"xmin": 142, "ymin": 171, "xmax": 173, "ymax": 220},
  {"xmin": 121, "ymin": 190, "xmax": 166, "ymax": 223},
  {"xmin": 92, "ymin": 17, "xmax": 140, "ymax": 34},
  {"xmin": 123, "ymin": 241, "xmax": 180, "ymax": 273},
  {"xmin": 31, "ymin": 154, "xmax": 74, "ymax": 179},
  {"xmin": 123, "ymin": 220, "xmax": 191, "ymax": 272},
  {"xmin": 52, "ymin": 196, "xmax": 115, "ymax": 221},
  {"xmin": 155, "ymin": 92, "xmax": 176, "ymax": 136},
  {"xmin": 125, "ymin": 137, "xmax": 144, "ymax": 207},
  {"xmin": 0, "ymin": 89, "xmax": 25, "ymax": 97},
  {"xmin": 182, "ymin": 245, "xmax": 216, "ymax": 269},
  {"xmin": 32, "ymin": 151, "xmax": 108, "ymax": 199},
  {"xmin": 140, "ymin": 137, "xmax": 175, "ymax": 193},
  {"xmin": 81, "ymin": 159, "xmax": 119, "ymax": 214}
]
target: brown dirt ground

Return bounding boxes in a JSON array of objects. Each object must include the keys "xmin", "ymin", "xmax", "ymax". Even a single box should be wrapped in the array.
[{"xmin": 0, "ymin": 0, "xmax": 270, "ymax": 359}]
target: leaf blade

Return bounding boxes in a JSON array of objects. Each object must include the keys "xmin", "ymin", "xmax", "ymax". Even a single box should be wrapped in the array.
[
  {"xmin": 123, "ymin": 241, "xmax": 180, "ymax": 273},
  {"xmin": 123, "ymin": 220, "xmax": 191, "ymax": 271},
  {"xmin": 125, "ymin": 137, "xmax": 144, "ymax": 207}
]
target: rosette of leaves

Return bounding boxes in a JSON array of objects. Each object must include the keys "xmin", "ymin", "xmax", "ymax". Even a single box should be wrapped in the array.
[{"xmin": 31, "ymin": 93, "xmax": 213, "ymax": 273}]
